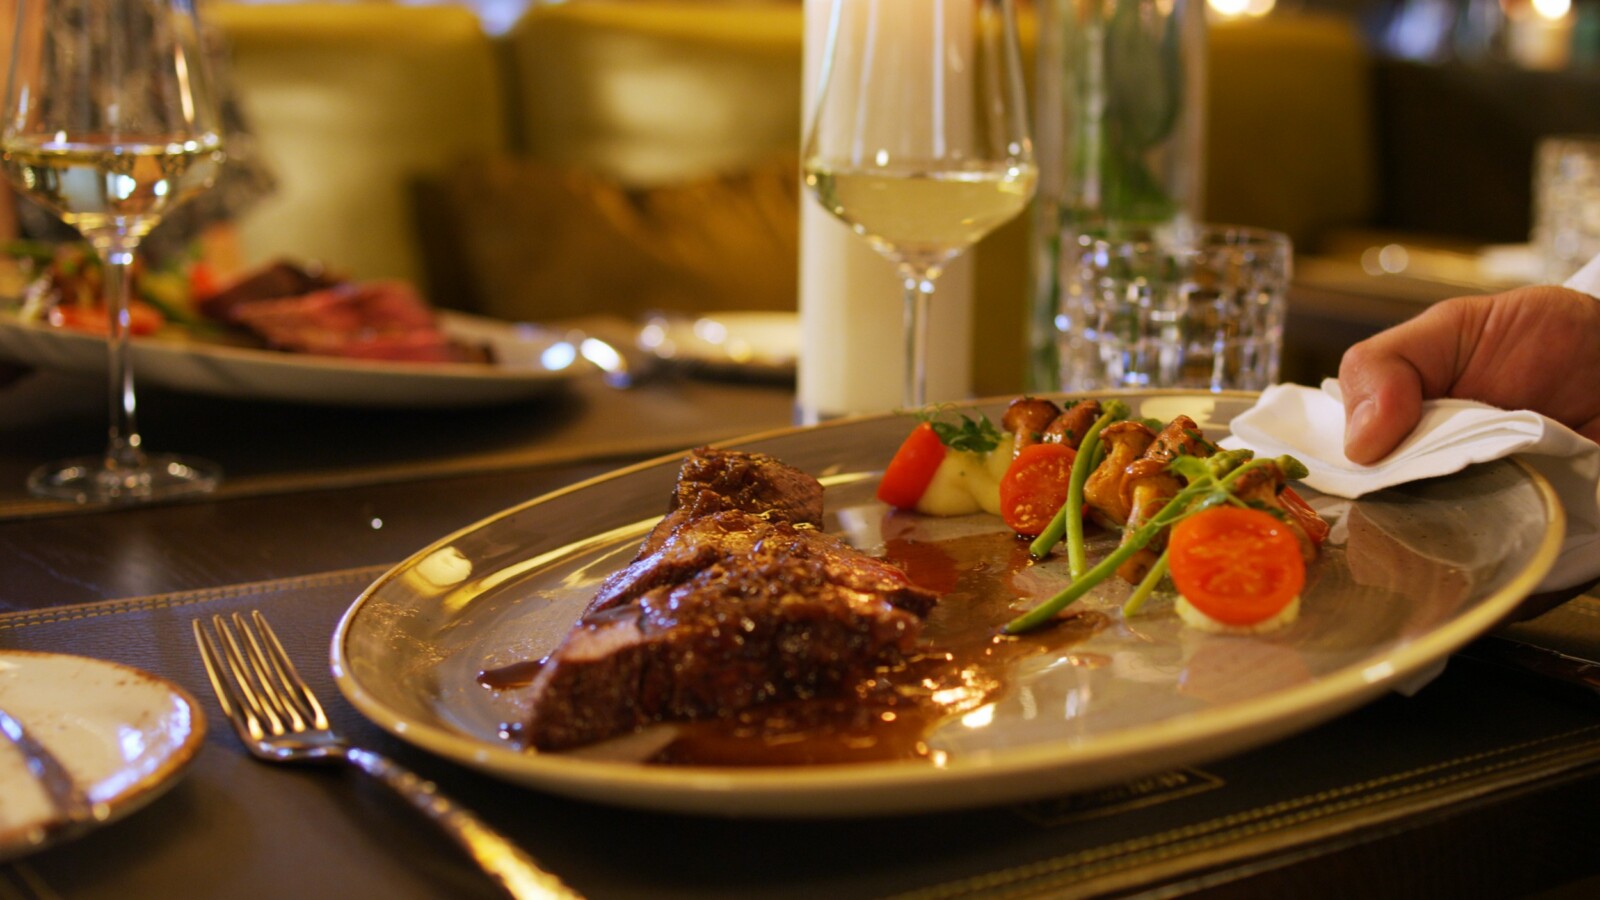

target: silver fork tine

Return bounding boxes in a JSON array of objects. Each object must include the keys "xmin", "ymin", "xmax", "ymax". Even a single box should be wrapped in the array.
[
  {"xmin": 210, "ymin": 614, "xmax": 286, "ymax": 735},
  {"xmin": 225, "ymin": 612, "xmax": 305, "ymax": 732},
  {"xmin": 247, "ymin": 610, "xmax": 328, "ymax": 731},
  {"xmin": 192, "ymin": 617, "xmax": 261, "ymax": 742}
]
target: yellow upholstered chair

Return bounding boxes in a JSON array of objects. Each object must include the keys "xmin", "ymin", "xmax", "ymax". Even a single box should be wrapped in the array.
[
  {"xmin": 489, "ymin": 5, "xmax": 1375, "ymax": 393},
  {"xmin": 210, "ymin": 3, "xmax": 509, "ymax": 287},
  {"xmin": 506, "ymin": 2, "xmax": 804, "ymax": 186},
  {"xmin": 1204, "ymin": 15, "xmax": 1377, "ymax": 249},
  {"xmin": 204, "ymin": 3, "xmax": 1375, "ymax": 395},
  {"xmin": 423, "ymin": 2, "xmax": 808, "ymax": 322}
]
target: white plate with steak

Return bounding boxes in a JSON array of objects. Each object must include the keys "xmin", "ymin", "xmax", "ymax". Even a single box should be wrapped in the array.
[
  {"xmin": 0, "ymin": 307, "xmax": 577, "ymax": 408},
  {"xmin": 331, "ymin": 391, "xmax": 1563, "ymax": 817}
]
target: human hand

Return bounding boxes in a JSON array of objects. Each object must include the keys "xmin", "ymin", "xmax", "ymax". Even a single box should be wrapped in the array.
[{"xmin": 1337, "ymin": 285, "xmax": 1600, "ymax": 463}]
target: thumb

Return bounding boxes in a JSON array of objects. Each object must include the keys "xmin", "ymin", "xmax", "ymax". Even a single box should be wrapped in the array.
[
  {"xmin": 1336, "ymin": 298, "xmax": 1481, "ymax": 463},
  {"xmin": 1338, "ymin": 346, "xmax": 1424, "ymax": 464}
]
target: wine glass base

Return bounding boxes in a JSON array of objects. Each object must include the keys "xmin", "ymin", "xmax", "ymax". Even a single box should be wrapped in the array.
[{"xmin": 27, "ymin": 453, "xmax": 222, "ymax": 505}]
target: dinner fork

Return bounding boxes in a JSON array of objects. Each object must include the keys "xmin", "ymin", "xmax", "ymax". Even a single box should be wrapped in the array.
[{"xmin": 193, "ymin": 611, "xmax": 581, "ymax": 900}]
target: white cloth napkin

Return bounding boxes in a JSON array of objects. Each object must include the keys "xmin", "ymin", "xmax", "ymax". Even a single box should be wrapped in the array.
[
  {"xmin": 1564, "ymin": 250, "xmax": 1600, "ymax": 295},
  {"xmin": 1221, "ymin": 379, "xmax": 1600, "ymax": 592}
]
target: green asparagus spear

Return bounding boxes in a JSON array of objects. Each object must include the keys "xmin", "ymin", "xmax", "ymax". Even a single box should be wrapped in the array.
[
  {"xmin": 1028, "ymin": 399, "xmax": 1131, "ymax": 572},
  {"xmin": 1122, "ymin": 551, "xmax": 1169, "ymax": 618}
]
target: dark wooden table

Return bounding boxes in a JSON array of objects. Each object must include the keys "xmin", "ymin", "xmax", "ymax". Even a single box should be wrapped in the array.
[
  {"xmin": 0, "ymin": 366, "xmax": 799, "ymax": 610},
  {"xmin": 2, "ymin": 363, "xmax": 1599, "ymax": 899}
]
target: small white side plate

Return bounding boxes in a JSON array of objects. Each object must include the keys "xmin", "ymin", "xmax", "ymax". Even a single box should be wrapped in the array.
[{"xmin": 0, "ymin": 650, "xmax": 205, "ymax": 861}]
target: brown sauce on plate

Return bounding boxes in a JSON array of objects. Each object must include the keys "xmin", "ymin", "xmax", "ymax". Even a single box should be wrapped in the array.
[{"xmin": 476, "ymin": 658, "xmax": 546, "ymax": 691}]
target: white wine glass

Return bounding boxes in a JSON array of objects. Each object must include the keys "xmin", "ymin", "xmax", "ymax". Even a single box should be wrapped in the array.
[
  {"xmin": 803, "ymin": 0, "xmax": 1035, "ymax": 409},
  {"xmin": 2, "ymin": 0, "xmax": 227, "ymax": 503}
]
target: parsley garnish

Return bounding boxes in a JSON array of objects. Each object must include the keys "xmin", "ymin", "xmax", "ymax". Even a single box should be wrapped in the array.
[{"xmin": 916, "ymin": 408, "xmax": 1003, "ymax": 454}]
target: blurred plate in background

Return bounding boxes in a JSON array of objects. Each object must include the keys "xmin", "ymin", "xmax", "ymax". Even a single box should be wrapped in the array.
[
  {"xmin": 0, "ymin": 310, "xmax": 579, "ymax": 408},
  {"xmin": 638, "ymin": 311, "xmax": 797, "ymax": 381}
]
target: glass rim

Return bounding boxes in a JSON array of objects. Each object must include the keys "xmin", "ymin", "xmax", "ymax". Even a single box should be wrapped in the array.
[{"xmin": 1071, "ymin": 222, "xmax": 1291, "ymax": 255}]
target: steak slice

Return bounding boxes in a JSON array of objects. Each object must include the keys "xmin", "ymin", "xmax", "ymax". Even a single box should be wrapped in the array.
[
  {"xmin": 587, "ymin": 447, "xmax": 824, "ymax": 615},
  {"xmin": 524, "ymin": 449, "xmax": 936, "ymax": 752},
  {"xmin": 639, "ymin": 446, "xmax": 824, "ymax": 556},
  {"xmin": 197, "ymin": 263, "xmax": 490, "ymax": 364},
  {"xmin": 226, "ymin": 281, "xmax": 481, "ymax": 363}
]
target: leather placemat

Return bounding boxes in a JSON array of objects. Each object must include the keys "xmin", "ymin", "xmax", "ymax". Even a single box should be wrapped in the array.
[
  {"xmin": 3, "ymin": 572, "xmax": 1600, "ymax": 899},
  {"xmin": 1497, "ymin": 592, "xmax": 1600, "ymax": 662}
]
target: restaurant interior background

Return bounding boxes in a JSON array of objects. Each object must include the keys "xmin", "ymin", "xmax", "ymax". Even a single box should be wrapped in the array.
[
  {"xmin": 7, "ymin": 5, "xmax": 1600, "ymax": 896},
  {"xmin": 151, "ymin": 0, "xmax": 1600, "ymax": 396}
]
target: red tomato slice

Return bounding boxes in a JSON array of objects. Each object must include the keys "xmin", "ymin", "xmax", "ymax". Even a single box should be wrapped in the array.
[
  {"xmin": 877, "ymin": 422, "xmax": 948, "ymax": 509},
  {"xmin": 998, "ymin": 442, "xmax": 1077, "ymax": 537},
  {"xmin": 1168, "ymin": 506, "xmax": 1306, "ymax": 626},
  {"xmin": 48, "ymin": 301, "xmax": 164, "ymax": 336},
  {"xmin": 188, "ymin": 261, "xmax": 220, "ymax": 301},
  {"xmin": 1278, "ymin": 486, "xmax": 1330, "ymax": 547}
]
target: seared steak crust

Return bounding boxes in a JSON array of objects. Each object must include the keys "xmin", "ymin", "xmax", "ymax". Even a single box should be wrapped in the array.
[
  {"xmin": 525, "ymin": 449, "xmax": 935, "ymax": 751},
  {"xmin": 635, "ymin": 447, "xmax": 824, "ymax": 557},
  {"xmin": 590, "ymin": 447, "xmax": 824, "ymax": 614}
]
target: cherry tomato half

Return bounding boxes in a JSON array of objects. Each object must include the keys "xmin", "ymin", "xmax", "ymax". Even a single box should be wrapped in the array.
[
  {"xmin": 998, "ymin": 442, "xmax": 1077, "ymax": 537},
  {"xmin": 188, "ymin": 260, "xmax": 220, "ymax": 302},
  {"xmin": 877, "ymin": 422, "xmax": 948, "ymax": 510},
  {"xmin": 48, "ymin": 301, "xmax": 164, "ymax": 336},
  {"xmin": 1168, "ymin": 506, "xmax": 1306, "ymax": 626}
]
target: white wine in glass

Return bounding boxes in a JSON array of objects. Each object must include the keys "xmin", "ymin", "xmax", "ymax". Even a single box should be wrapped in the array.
[
  {"xmin": 803, "ymin": 0, "xmax": 1036, "ymax": 409},
  {"xmin": 2, "ymin": 0, "xmax": 227, "ymax": 503}
]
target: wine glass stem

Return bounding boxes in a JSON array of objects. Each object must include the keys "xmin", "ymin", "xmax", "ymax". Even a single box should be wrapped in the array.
[
  {"xmin": 93, "ymin": 239, "xmax": 147, "ymax": 473},
  {"xmin": 901, "ymin": 270, "xmax": 936, "ymax": 409}
]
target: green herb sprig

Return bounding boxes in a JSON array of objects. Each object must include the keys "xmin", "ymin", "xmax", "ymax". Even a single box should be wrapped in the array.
[{"xmin": 916, "ymin": 408, "xmax": 1004, "ymax": 455}]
